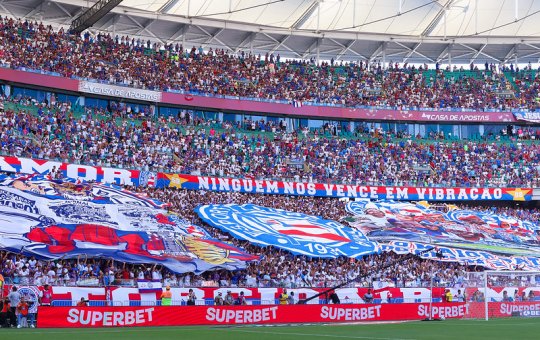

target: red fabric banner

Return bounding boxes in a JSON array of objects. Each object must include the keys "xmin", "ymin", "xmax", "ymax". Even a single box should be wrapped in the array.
[
  {"xmin": 37, "ymin": 302, "xmax": 476, "ymax": 328},
  {"xmin": 38, "ymin": 301, "xmax": 540, "ymax": 328}
]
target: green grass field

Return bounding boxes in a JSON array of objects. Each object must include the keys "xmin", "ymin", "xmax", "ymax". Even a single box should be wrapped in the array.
[{"xmin": 2, "ymin": 318, "xmax": 539, "ymax": 340}]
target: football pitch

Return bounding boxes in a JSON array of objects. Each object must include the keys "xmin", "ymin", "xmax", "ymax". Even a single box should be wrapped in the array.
[{"xmin": 3, "ymin": 318, "xmax": 540, "ymax": 340}]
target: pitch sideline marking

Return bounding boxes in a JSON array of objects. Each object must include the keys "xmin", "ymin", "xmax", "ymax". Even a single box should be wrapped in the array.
[
  {"xmin": 7, "ymin": 327, "xmax": 205, "ymax": 335},
  {"xmin": 229, "ymin": 328, "xmax": 418, "ymax": 340}
]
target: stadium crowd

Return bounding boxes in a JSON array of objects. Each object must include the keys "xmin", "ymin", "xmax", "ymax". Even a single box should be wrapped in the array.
[
  {"xmin": 2, "ymin": 96, "xmax": 540, "ymax": 188},
  {"xmin": 0, "ymin": 244, "xmax": 470, "ymax": 290},
  {"xmin": 1, "ymin": 13, "xmax": 540, "ymax": 331},
  {"xmin": 2, "ymin": 186, "xmax": 539, "ymax": 290},
  {"xmin": 1, "ymin": 17, "xmax": 540, "ymax": 110}
]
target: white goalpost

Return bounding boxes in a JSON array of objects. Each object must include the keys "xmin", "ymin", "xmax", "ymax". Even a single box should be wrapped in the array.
[{"xmin": 463, "ymin": 271, "xmax": 540, "ymax": 321}]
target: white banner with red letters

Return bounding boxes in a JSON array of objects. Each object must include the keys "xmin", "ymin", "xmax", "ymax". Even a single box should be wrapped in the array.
[
  {"xmin": 0, "ymin": 156, "xmax": 533, "ymax": 201},
  {"xmin": 11, "ymin": 286, "xmax": 538, "ymax": 307}
]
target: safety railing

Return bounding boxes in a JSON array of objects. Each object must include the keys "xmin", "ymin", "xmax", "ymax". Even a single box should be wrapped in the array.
[{"xmin": 49, "ymin": 297, "xmax": 449, "ymax": 307}]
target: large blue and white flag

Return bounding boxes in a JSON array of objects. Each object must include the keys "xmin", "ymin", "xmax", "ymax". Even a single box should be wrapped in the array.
[
  {"xmin": 0, "ymin": 175, "xmax": 257, "ymax": 274},
  {"xmin": 196, "ymin": 204, "xmax": 380, "ymax": 258},
  {"xmin": 345, "ymin": 200, "xmax": 540, "ymax": 257}
]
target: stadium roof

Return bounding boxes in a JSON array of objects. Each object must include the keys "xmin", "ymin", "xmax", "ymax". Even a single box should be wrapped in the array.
[{"xmin": 3, "ymin": 0, "xmax": 540, "ymax": 63}]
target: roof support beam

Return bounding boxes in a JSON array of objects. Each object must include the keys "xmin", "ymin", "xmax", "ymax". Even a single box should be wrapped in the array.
[
  {"xmin": 470, "ymin": 43, "xmax": 487, "ymax": 63},
  {"xmin": 386, "ymin": 51, "xmax": 409, "ymax": 57},
  {"xmin": 436, "ymin": 44, "xmax": 452, "ymax": 62},
  {"xmin": 524, "ymin": 43, "xmax": 540, "ymax": 50},
  {"xmin": 70, "ymin": 0, "xmax": 123, "ymax": 33},
  {"xmin": 369, "ymin": 42, "xmax": 386, "ymax": 61},
  {"xmin": 267, "ymin": 35, "xmax": 291, "ymax": 54},
  {"xmin": 234, "ymin": 32, "xmax": 257, "ymax": 52},
  {"xmin": 96, "ymin": 14, "xmax": 118, "ymax": 31},
  {"xmin": 159, "ymin": 0, "xmax": 180, "ymax": 14},
  {"xmin": 331, "ymin": 39, "xmax": 363, "ymax": 60},
  {"xmin": 421, "ymin": 0, "xmax": 455, "ymax": 37},
  {"xmin": 197, "ymin": 27, "xmax": 231, "ymax": 50},
  {"xmin": 520, "ymin": 51, "xmax": 540, "ymax": 60},
  {"xmin": 302, "ymin": 38, "xmax": 320, "ymax": 59},
  {"xmin": 394, "ymin": 41, "xmax": 434, "ymax": 62},
  {"xmin": 503, "ymin": 44, "xmax": 517, "ymax": 63},
  {"xmin": 54, "ymin": 1, "xmax": 73, "ymax": 18},
  {"xmin": 169, "ymin": 24, "xmax": 189, "ymax": 41},
  {"xmin": 290, "ymin": 1, "xmax": 319, "ymax": 29},
  {"xmin": 451, "ymin": 52, "xmax": 476, "ymax": 59},
  {"xmin": 0, "ymin": 4, "xmax": 14, "ymax": 17},
  {"xmin": 458, "ymin": 43, "xmax": 501, "ymax": 62},
  {"xmin": 24, "ymin": 5, "xmax": 45, "ymax": 19},
  {"xmin": 403, "ymin": 43, "xmax": 421, "ymax": 62},
  {"xmin": 125, "ymin": 17, "xmax": 167, "ymax": 44}
]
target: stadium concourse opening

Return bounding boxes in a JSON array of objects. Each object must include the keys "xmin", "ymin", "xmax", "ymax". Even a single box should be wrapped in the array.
[{"xmin": 1, "ymin": 0, "xmax": 540, "ymax": 334}]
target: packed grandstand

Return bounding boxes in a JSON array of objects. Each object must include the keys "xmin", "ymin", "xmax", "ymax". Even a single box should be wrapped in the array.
[{"xmin": 0, "ymin": 0, "xmax": 540, "ymax": 331}]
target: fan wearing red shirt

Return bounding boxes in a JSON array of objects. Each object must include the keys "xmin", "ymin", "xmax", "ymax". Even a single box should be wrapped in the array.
[{"xmin": 39, "ymin": 284, "xmax": 53, "ymax": 306}]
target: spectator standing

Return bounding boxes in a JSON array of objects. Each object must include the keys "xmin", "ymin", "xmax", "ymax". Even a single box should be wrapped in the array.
[
  {"xmin": 161, "ymin": 286, "xmax": 172, "ymax": 306},
  {"xmin": 236, "ymin": 291, "xmax": 247, "ymax": 305},
  {"xmin": 187, "ymin": 288, "xmax": 196, "ymax": 306},
  {"xmin": 445, "ymin": 289, "xmax": 453, "ymax": 302},
  {"xmin": 224, "ymin": 291, "xmax": 234, "ymax": 305},
  {"xmin": 364, "ymin": 288, "xmax": 374, "ymax": 303},
  {"xmin": 287, "ymin": 291, "xmax": 296, "ymax": 305},
  {"xmin": 39, "ymin": 284, "xmax": 52, "ymax": 306},
  {"xmin": 16, "ymin": 296, "xmax": 29, "ymax": 328},
  {"xmin": 455, "ymin": 289, "xmax": 465, "ymax": 302},
  {"xmin": 76, "ymin": 297, "xmax": 88, "ymax": 307},
  {"xmin": 214, "ymin": 292, "xmax": 224, "ymax": 306},
  {"xmin": 0, "ymin": 297, "xmax": 9, "ymax": 327},
  {"xmin": 279, "ymin": 288, "xmax": 288, "ymax": 305},
  {"xmin": 7, "ymin": 286, "xmax": 20, "ymax": 327}
]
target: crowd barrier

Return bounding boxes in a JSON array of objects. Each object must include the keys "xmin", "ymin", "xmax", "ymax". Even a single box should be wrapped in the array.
[
  {"xmin": 36, "ymin": 301, "xmax": 540, "ymax": 327},
  {"xmin": 5, "ymin": 285, "xmax": 540, "ymax": 307}
]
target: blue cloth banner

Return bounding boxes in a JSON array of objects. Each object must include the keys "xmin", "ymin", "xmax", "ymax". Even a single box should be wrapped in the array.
[
  {"xmin": 0, "ymin": 175, "xmax": 257, "ymax": 274},
  {"xmin": 196, "ymin": 204, "xmax": 380, "ymax": 258},
  {"xmin": 383, "ymin": 241, "xmax": 540, "ymax": 271},
  {"xmin": 345, "ymin": 200, "xmax": 540, "ymax": 258}
]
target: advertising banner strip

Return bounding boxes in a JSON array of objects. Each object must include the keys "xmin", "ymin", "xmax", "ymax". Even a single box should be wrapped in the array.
[
  {"xmin": 78, "ymin": 81, "xmax": 162, "ymax": 102},
  {"xmin": 37, "ymin": 302, "xmax": 540, "ymax": 328},
  {"xmin": 162, "ymin": 90, "xmax": 518, "ymax": 123},
  {"xmin": 0, "ymin": 67, "xmax": 518, "ymax": 123},
  {"xmin": 0, "ymin": 68, "xmax": 79, "ymax": 92},
  {"xmin": 0, "ymin": 156, "xmax": 533, "ymax": 201},
  {"xmin": 513, "ymin": 111, "xmax": 540, "ymax": 123},
  {"xmin": 8, "ymin": 285, "xmax": 540, "ymax": 308},
  {"xmin": 157, "ymin": 173, "xmax": 533, "ymax": 201},
  {"xmin": 34, "ymin": 303, "xmax": 452, "ymax": 327}
]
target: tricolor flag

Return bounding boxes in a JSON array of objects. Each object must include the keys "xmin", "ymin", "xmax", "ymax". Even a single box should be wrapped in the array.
[
  {"xmin": 292, "ymin": 100, "xmax": 302, "ymax": 108},
  {"xmin": 147, "ymin": 172, "xmax": 156, "ymax": 187},
  {"xmin": 137, "ymin": 279, "xmax": 163, "ymax": 293}
]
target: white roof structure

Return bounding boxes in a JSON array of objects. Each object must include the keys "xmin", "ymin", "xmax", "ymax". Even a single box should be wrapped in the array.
[{"xmin": 2, "ymin": 0, "xmax": 540, "ymax": 63}]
